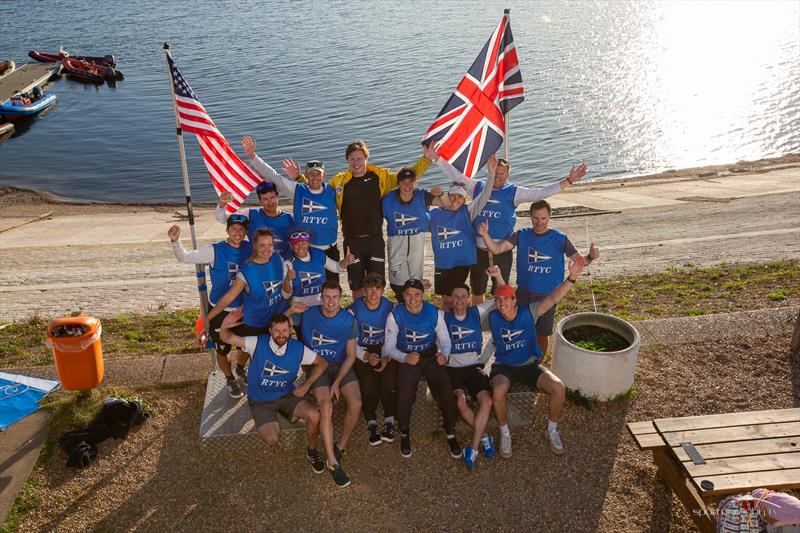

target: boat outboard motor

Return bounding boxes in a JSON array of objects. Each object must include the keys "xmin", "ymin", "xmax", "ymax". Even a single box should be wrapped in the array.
[
  {"xmin": 31, "ymin": 86, "xmax": 42, "ymax": 98},
  {"xmin": 103, "ymin": 54, "xmax": 116, "ymax": 67}
]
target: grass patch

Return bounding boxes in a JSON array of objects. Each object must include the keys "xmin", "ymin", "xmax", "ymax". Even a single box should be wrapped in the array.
[
  {"xmin": 566, "ymin": 388, "xmax": 599, "ymax": 411},
  {"xmin": 564, "ymin": 325, "xmax": 630, "ymax": 352},
  {"xmin": 609, "ymin": 386, "xmax": 637, "ymax": 403},
  {"xmin": 1, "ymin": 475, "xmax": 40, "ymax": 533}
]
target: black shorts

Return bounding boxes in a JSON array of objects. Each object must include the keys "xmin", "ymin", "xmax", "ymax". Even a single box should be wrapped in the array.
[
  {"xmin": 305, "ymin": 361, "xmax": 359, "ymax": 390},
  {"xmin": 434, "ymin": 265, "xmax": 471, "ymax": 295},
  {"xmin": 234, "ymin": 323, "xmax": 270, "ymax": 340},
  {"xmin": 470, "ymin": 248, "xmax": 513, "ymax": 295},
  {"xmin": 343, "ymin": 235, "xmax": 385, "ymax": 291},
  {"xmin": 207, "ymin": 309, "xmax": 233, "ymax": 356},
  {"xmin": 446, "ymin": 365, "xmax": 490, "ymax": 400},
  {"xmin": 248, "ymin": 395, "xmax": 304, "ymax": 427},
  {"xmin": 490, "ymin": 362, "xmax": 547, "ymax": 390},
  {"xmin": 324, "ymin": 245, "xmax": 340, "ymax": 283}
]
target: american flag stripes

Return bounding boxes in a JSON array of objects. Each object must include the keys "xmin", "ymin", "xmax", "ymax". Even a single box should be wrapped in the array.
[
  {"xmin": 423, "ymin": 13, "xmax": 524, "ymax": 178},
  {"xmin": 168, "ymin": 55, "xmax": 261, "ymax": 214}
]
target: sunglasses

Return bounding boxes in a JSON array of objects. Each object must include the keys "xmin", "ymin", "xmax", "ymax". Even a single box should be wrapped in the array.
[
  {"xmin": 306, "ymin": 161, "xmax": 324, "ymax": 170},
  {"xmin": 290, "ymin": 231, "xmax": 310, "ymax": 240},
  {"xmin": 228, "ymin": 214, "xmax": 248, "ymax": 224},
  {"xmin": 256, "ymin": 181, "xmax": 277, "ymax": 193}
]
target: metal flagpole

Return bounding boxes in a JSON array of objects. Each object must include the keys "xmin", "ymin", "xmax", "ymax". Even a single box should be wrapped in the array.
[
  {"xmin": 163, "ymin": 42, "xmax": 214, "ymax": 370},
  {"xmin": 503, "ymin": 8, "xmax": 511, "ymax": 161}
]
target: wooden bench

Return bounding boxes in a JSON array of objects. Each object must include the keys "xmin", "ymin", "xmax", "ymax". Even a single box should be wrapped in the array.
[{"xmin": 627, "ymin": 408, "xmax": 800, "ymax": 532}]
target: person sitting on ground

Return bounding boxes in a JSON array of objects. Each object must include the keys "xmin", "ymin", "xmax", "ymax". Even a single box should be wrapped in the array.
[
  {"xmin": 427, "ymin": 151, "xmax": 495, "ymax": 311},
  {"xmin": 437, "ymin": 154, "xmax": 588, "ymax": 304},
  {"xmin": 242, "ymin": 136, "xmax": 341, "ymax": 281},
  {"xmin": 293, "ymin": 281, "xmax": 361, "ymax": 488},
  {"xmin": 383, "ymin": 279, "xmax": 461, "ymax": 459},
  {"xmin": 215, "ymin": 181, "xmax": 294, "ymax": 258},
  {"xmin": 488, "ymin": 254, "xmax": 590, "ymax": 459},
  {"xmin": 218, "ymin": 310, "xmax": 335, "ymax": 482},
  {"xmin": 207, "ymin": 228, "xmax": 292, "ymax": 382},
  {"xmin": 348, "ymin": 273, "xmax": 397, "ymax": 446},
  {"xmin": 382, "ymin": 153, "xmax": 452, "ymax": 302},
  {"xmin": 444, "ymin": 265, "xmax": 506, "ymax": 470},
  {"xmin": 168, "ymin": 215, "xmax": 253, "ymax": 398},
  {"xmin": 478, "ymin": 200, "xmax": 599, "ymax": 355}
]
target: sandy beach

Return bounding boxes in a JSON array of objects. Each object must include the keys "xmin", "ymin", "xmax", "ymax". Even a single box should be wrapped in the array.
[{"xmin": 1, "ymin": 155, "xmax": 799, "ymax": 322}]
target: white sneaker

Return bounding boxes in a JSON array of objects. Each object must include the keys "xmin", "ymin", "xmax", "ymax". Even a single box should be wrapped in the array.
[
  {"xmin": 546, "ymin": 428, "xmax": 564, "ymax": 455},
  {"xmin": 500, "ymin": 431, "xmax": 512, "ymax": 459}
]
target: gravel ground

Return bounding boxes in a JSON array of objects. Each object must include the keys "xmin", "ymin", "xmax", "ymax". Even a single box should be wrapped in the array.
[{"xmin": 16, "ymin": 326, "xmax": 799, "ymax": 532}]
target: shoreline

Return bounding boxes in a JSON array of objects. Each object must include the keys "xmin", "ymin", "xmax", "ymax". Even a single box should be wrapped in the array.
[{"xmin": 2, "ymin": 153, "xmax": 799, "ymax": 214}]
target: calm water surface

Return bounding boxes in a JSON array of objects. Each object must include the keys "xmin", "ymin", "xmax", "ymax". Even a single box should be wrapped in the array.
[{"xmin": 1, "ymin": 0, "xmax": 798, "ymax": 203}]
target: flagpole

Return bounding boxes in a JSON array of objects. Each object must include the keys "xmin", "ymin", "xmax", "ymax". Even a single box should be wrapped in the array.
[
  {"xmin": 163, "ymin": 42, "xmax": 214, "ymax": 370},
  {"xmin": 503, "ymin": 8, "xmax": 511, "ymax": 161}
]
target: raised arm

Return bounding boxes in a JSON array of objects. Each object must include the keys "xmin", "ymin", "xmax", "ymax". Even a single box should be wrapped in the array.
[
  {"xmin": 432, "ymin": 149, "xmax": 479, "ymax": 196},
  {"xmin": 476, "ymin": 220, "xmax": 515, "ymax": 254},
  {"xmin": 219, "ymin": 309, "xmax": 247, "ymax": 349},
  {"xmin": 468, "ymin": 154, "xmax": 497, "ymax": 220},
  {"xmin": 538, "ymin": 255, "xmax": 587, "ymax": 316},
  {"xmin": 168, "ymin": 226, "xmax": 216, "ymax": 264},
  {"xmin": 214, "ymin": 191, "xmax": 241, "ymax": 223},
  {"xmin": 241, "ymin": 136, "xmax": 299, "ymax": 198}
]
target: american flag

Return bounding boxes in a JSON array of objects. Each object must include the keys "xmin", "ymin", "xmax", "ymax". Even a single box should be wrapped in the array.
[
  {"xmin": 422, "ymin": 13, "xmax": 524, "ymax": 178},
  {"xmin": 168, "ymin": 55, "xmax": 261, "ymax": 213}
]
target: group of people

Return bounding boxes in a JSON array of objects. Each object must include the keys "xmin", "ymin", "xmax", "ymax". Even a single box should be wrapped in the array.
[{"xmin": 168, "ymin": 137, "xmax": 599, "ymax": 488}]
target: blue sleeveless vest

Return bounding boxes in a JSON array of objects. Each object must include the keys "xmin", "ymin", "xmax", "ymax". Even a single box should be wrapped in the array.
[
  {"xmin": 247, "ymin": 208, "xmax": 293, "ymax": 258},
  {"xmin": 489, "ymin": 305, "xmax": 542, "ymax": 366},
  {"xmin": 428, "ymin": 206, "xmax": 477, "ymax": 268},
  {"xmin": 350, "ymin": 297, "xmax": 394, "ymax": 348},
  {"xmin": 445, "ymin": 306, "xmax": 483, "ymax": 355},
  {"xmin": 247, "ymin": 336, "xmax": 305, "ymax": 401},
  {"xmin": 289, "ymin": 248, "xmax": 327, "ymax": 299},
  {"xmin": 292, "ymin": 184, "xmax": 338, "ymax": 246},
  {"xmin": 382, "ymin": 189, "xmax": 430, "ymax": 236},
  {"xmin": 240, "ymin": 253, "xmax": 287, "ymax": 327},
  {"xmin": 391, "ymin": 301, "xmax": 439, "ymax": 354},
  {"xmin": 516, "ymin": 228, "xmax": 567, "ymax": 296},
  {"xmin": 301, "ymin": 306, "xmax": 354, "ymax": 364},
  {"xmin": 473, "ymin": 181, "xmax": 517, "ymax": 240},
  {"xmin": 210, "ymin": 240, "xmax": 252, "ymax": 307}
]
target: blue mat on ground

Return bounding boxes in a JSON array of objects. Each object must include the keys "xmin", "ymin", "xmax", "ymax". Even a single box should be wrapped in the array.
[{"xmin": 0, "ymin": 371, "xmax": 60, "ymax": 431}]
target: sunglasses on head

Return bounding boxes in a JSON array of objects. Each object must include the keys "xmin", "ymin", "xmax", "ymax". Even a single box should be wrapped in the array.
[
  {"xmin": 256, "ymin": 181, "xmax": 277, "ymax": 193},
  {"xmin": 290, "ymin": 231, "xmax": 310, "ymax": 240},
  {"xmin": 306, "ymin": 161, "xmax": 324, "ymax": 170},
  {"xmin": 228, "ymin": 214, "xmax": 248, "ymax": 224}
]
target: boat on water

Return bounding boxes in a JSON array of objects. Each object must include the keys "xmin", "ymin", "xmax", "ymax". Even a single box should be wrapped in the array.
[
  {"xmin": 63, "ymin": 57, "xmax": 123, "ymax": 84},
  {"xmin": 0, "ymin": 60, "xmax": 15, "ymax": 79},
  {"xmin": 28, "ymin": 49, "xmax": 116, "ymax": 67},
  {"xmin": 0, "ymin": 88, "xmax": 57, "ymax": 119}
]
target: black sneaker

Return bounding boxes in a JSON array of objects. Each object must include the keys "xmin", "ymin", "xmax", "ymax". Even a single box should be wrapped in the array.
[
  {"xmin": 381, "ymin": 421, "xmax": 395, "ymax": 443},
  {"xmin": 236, "ymin": 366, "xmax": 248, "ymax": 386},
  {"xmin": 447, "ymin": 436, "xmax": 462, "ymax": 459},
  {"xmin": 329, "ymin": 463, "xmax": 351, "ymax": 488},
  {"xmin": 368, "ymin": 424, "xmax": 382, "ymax": 446},
  {"xmin": 225, "ymin": 378, "xmax": 243, "ymax": 399},
  {"xmin": 334, "ymin": 443, "xmax": 345, "ymax": 462},
  {"xmin": 400, "ymin": 432, "xmax": 412, "ymax": 458},
  {"xmin": 307, "ymin": 448, "xmax": 325, "ymax": 474}
]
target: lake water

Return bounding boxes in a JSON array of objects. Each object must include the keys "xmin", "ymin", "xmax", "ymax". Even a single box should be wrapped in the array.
[{"xmin": 1, "ymin": 0, "xmax": 798, "ymax": 203}]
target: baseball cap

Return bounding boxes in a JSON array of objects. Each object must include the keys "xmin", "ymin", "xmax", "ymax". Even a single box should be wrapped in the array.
[
  {"xmin": 403, "ymin": 278, "xmax": 425, "ymax": 292},
  {"xmin": 226, "ymin": 213, "xmax": 249, "ymax": 228},
  {"xmin": 494, "ymin": 285, "xmax": 516, "ymax": 298},
  {"xmin": 305, "ymin": 160, "xmax": 325, "ymax": 173},
  {"xmin": 397, "ymin": 167, "xmax": 416, "ymax": 181},
  {"xmin": 448, "ymin": 184, "xmax": 467, "ymax": 197}
]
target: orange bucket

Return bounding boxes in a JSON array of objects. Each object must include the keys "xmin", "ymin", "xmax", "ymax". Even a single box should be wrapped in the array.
[{"xmin": 46, "ymin": 316, "xmax": 104, "ymax": 391}]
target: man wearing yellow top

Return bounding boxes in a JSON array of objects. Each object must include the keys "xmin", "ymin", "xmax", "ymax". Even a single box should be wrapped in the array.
[{"xmin": 323, "ymin": 140, "xmax": 435, "ymax": 300}]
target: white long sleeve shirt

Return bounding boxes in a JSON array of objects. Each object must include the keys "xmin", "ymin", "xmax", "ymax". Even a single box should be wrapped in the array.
[{"xmin": 383, "ymin": 308, "xmax": 452, "ymax": 363}]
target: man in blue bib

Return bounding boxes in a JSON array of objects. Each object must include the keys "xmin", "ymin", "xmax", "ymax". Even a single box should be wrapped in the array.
[
  {"xmin": 241, "ymin": 136, "xmax": 342, "ymax": 282},
  {"xmin": 438, "ymin": 156, "xmax": 588, "ymax": 304},
  {"xmin": 295, "ymin": 281, "xmax": 360, "ymax": 483},
  {"xmin": 168, "ymin": 215, "xmax": 252, "ymax": 399},
  {"xmin": 216, "ymin": 181, "xmax": 294, "ymax": 258},
  {"xmin": 384, "ymin": 279, "xmax": 461, "ymax": 459},
  {"xmin": 348, "ymin": 273, "xmax": 397, "ymax": 445},
  {"xmin": 479, "ymin": 199, "xmax": 599, "ymax": 354},
  {"xmin": 218, "ymin": 311, "xmax": 347, "ymax": 485},
  {"xmin": 488, "ymin": 255, "xmax": 589, "ymax": 458}
]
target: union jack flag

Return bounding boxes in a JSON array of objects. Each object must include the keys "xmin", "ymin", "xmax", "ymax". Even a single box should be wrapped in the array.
[
  {"xmin": 422, "ymin": 13, "xmax": 524, "ymax": 178},
  {"xmin": 168, "ymin": 55, "xmax": 261, "ymax": 214}
]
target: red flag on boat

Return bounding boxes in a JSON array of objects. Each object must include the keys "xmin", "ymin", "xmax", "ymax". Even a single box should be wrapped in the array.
[
  {"xmin": 167, "ymin": 55, "xmax": 260, "ymax": 213},
  {"xmin": 422, "ymin": 13, "xmax": 524, "ymax": 177}
]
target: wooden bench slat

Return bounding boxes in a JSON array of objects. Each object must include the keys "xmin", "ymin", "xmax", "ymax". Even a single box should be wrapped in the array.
[
  {"xmin": 654, "ymin": 408, "xmax": 800, "ymax": 433},
  {"xmin": 627, "ymin": 421, "xmax": 658, "ymax": 434},
  {"xmin": 661, "ymin": 422, "xmax": 800, "ymax": 447},
  {"xmin": 634, "ymin": 433, "xmax": 665, "ymax": 450},
  {"xmin": 673, "ymin": 437, "xmax": 800, "ymax": 462},
  {"xmin": 695, "ymin": 468, "xmax": 800, "ymax": 496},
  {"xmin": 684, "ymin": 452, "xmax": 800, "ymax": 477}
]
